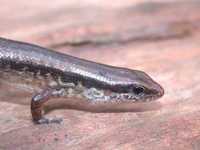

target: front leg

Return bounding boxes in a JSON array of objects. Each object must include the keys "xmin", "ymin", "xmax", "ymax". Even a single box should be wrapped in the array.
[{"xmin": 31, "ymin": 87, "xmax": 65, "ymax": 124}]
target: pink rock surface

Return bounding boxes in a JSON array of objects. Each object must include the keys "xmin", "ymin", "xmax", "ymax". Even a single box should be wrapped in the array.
[{"xmin": 0, "ymin": 0, "xmax": 200, "ymax": 149}]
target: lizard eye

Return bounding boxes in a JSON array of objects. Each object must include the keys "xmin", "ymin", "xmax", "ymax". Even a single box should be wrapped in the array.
[{"xmin": 132, "ymin": 86, "xmax": 145, "ymax": 95}]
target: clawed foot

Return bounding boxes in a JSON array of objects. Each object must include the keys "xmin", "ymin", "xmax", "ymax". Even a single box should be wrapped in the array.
[{"xmin": 34, "ymin": 117, "xmax": 63, "ymax": 124}]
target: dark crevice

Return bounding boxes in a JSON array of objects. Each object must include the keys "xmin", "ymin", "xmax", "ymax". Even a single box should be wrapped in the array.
[{"xmin": 49, "ymin": 21, "xmax": 196, "ymax": 49}]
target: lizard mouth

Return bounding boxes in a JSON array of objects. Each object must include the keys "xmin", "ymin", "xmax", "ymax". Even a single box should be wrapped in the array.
[
  {"xmin": 83, "ymin": 88, "xmax": 161, "ymax": 102},
  {"xmin": 109, "ymin": 93, "xmax": 161, "ymax": 102}
]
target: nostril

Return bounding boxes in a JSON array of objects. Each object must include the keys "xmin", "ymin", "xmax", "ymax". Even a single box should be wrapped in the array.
[
  {"xmin": 152, "ymin": 84, "xmax": 164, "ymax": 97},
  {"xmin": 158, "ymin": 86, "xmax": 164, "ymax": 97}
]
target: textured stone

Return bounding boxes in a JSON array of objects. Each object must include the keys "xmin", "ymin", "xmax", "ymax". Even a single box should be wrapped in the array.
[{"xmin": 0, "ymin": 0, "xmax": 200, "ymax": 150}]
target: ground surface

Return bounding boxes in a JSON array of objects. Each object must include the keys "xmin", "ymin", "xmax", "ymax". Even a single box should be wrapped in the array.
[{"xmin": 0, "ymin": 0, "xmax": 200, "ymax": 150}]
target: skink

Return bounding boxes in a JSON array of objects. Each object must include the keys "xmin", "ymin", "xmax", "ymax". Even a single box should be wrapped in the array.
[{"xmin": 0, "ymin": 37, "xmax": 164, "ymax": 124}]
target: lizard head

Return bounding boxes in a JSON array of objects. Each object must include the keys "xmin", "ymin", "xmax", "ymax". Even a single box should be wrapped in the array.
[
  {"xmin": 110, "ymin": 70, "xmax": 164, "ymax": 102},
  {"xmin": 83, "ymin": 69, "xmax": 164, "ymax": 103}
]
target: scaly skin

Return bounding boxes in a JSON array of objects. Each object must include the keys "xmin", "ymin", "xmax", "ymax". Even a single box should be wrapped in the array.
[{"xmin": 0, "ymin": 37, "xmax": 164, "ymax": 124}]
